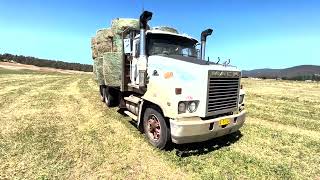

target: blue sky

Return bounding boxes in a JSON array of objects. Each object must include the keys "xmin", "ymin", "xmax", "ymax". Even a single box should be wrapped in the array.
[{"xmin": 0, "ymin": 0, "xmax": 319, "ymax": 70}]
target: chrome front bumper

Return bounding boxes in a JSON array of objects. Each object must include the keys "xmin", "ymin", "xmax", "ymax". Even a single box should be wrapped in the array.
[{"xmin": 170, "ymin": 111, "xmax": 246, "ymax": 144}]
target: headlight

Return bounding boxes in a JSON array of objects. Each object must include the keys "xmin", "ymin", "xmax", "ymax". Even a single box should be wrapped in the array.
[
  {"xmin": 178, "ymin": 102, "xmax": 186, "ymax": 113},
  {"xmin": 178, "ymin": 101, "xmax": 199, "ymax": 114},
  {"xmin": 239, "ymin": 94, "xmax": 245, "ymax": 104},
  {"xmin": 188, "ymin": 101, "xmax": 197, "ymax": 113}
]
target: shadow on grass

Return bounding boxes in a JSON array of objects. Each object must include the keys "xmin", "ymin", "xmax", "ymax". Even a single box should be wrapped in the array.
[
  {"xmin": 117, "ymin": 108, "xmax": 243, "ymax": 157},
  {"xmin": 173, "ymin": 131, "xmax": 243, "ymax": 157}
]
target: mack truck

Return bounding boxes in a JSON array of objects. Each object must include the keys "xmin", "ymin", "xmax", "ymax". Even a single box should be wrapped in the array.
[{"xmin": 91, "ymin": 11, "xmax": 246, "ymax": 149}]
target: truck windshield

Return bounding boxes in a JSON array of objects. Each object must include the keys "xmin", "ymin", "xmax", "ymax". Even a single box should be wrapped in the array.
[{"xmin": 147, "ymin": 33, "xmax": 198, "ymax": 58}]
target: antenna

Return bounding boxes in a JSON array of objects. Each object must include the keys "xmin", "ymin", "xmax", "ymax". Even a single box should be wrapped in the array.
[
  {"xmin": 216, "ymin": 57, "xmax": 220, "ymax": 64},
  {"xmin": 223, "ymin": 58, "xmax": 231, "ymax": 66}
]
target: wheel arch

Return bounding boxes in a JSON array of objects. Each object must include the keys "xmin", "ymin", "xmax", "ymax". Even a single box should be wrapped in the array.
[{"xmin": 138, "ymin": 99, "xmax": 170, "ymax": 133}]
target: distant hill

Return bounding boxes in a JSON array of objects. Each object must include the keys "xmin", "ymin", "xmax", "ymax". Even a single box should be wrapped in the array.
[
  {"xmin": 0, "ymin": 53, "xmax": 93, "ymax": 72},
  {"xmin": 242, "ymin": 65, "xmax": 320, "ymax": 81}
]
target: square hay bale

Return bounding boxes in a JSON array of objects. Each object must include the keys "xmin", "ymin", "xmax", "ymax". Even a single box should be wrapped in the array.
[
  {"xmin": 102, "ymin": 52, "xmax": 122, "ymax": 86},
  {"xmin": 94, "ymin": 57, "xmax": 105, "ymax": 84},
  {"xmin": 95, "ymin": 28, "xmax": 114, "ymax": 43},
  {"xmin": 111, "ymin": 18, "xmax": 139, "ymax": 34},
  {"xmin": 96, "ymin": 41, "xmax": 113, "ymax": 56}
]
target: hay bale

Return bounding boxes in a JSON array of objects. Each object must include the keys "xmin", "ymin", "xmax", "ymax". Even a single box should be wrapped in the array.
[
  {"xmin": 94, "ymin": 57, "xmax": 105, "ymax": 84},
  {"xmin": 91, "ymin": 29, "xmax": 114, "ymax": 58},
  {"xmin": 111, "ymin": 18, "xmax": 139, "ymax": 34},
  {"xmin": 96, "ymin": 28, "xmax": 114, "ymax": 42},
  {"xmin": 96, "ymin": 41, "xmax": 113, "ymax": 56},
  {"xmin": 153, "ymin": 26, "xmax": 179, "ymax": 34},
  {"xmin": 92, "ymin": 19, "xmax": 140, "ymax": 60},
  {"xmin": 102, "ymin": 52, "xmax": 122, "ymax": 86},
  {"xmin": 91, "ymin": 37, "xmax": 98, "ymax": 59},
  {"xmin": 92, "ymin": 18, "xmax": 142, "ymax": 86}
]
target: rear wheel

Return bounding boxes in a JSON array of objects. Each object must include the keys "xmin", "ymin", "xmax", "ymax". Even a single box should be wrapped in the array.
[
  {"xmin": 143, "ymin": 107, "xmax": 170, "ymax": 149},
  {"xmin": 103, "ymin": 87, "xmax": 117, "ymax": 107},
  {"xmin": 99, "ymin": 86, "xmax": 105, "ymax": 102}
]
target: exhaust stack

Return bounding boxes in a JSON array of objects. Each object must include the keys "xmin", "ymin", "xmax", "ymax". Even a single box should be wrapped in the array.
[
  {"xmin": 200, "ymin": 28, "xmax": 213, "ymax": 60},
  {"xmin": 138, "ymin": 11, "xmax": 152, "ymax": 87},
  {"xmin": 139, "ymin": 11, "xmax": 153, "ymax": 57}
]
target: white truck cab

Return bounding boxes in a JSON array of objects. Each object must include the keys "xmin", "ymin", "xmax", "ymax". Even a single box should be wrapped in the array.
[{"xmin": 93, "ymin": 11, "xmax": 246, "ymax": 149}]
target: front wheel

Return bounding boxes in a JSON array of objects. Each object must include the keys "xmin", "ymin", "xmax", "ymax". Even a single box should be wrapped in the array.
[{"xmin": 143, "ymin": 108, "xmax": 171, "ymax": 149}]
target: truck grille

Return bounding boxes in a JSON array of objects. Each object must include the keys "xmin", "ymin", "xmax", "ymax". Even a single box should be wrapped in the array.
[{"xmin": 207, "ymin": 77, "xmax": 240, "ymax": 115}]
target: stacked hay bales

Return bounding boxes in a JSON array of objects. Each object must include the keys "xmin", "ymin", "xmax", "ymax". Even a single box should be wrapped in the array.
[
  {"xmin": 91, "ymin": 18, "xmax": 180, "ymax": 87},
  {"xmin": 91, "ymin": 18, "xmax": 139, "ymax": 86}
]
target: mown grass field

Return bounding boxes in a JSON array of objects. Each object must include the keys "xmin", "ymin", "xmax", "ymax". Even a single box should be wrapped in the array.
[{"xmin": 0, "ymin": 67, "xmax": 319, "ymax": 179}]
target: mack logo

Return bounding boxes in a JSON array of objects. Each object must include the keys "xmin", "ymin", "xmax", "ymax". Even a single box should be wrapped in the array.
[{"xmin": 209, "ymin": 71, "xmax": 240, "ymax": 78}]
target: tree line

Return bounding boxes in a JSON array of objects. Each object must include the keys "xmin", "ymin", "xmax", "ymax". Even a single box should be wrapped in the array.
[
  {"xmin": 281, "ymin": 74, "xmax": 320, "ymax": 81},
  {"xmin": 243, "ymin": 74, "xmax": 320, "ymax": 81},
  {"xmin": 0, "ymin": 53, "xmax": 93, "ymax": 72}
]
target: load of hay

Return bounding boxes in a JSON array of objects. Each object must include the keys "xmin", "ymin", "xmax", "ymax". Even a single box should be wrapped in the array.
[
  {"xmin": 91, "ymin": 18, "xmax": 139, "ymax": 85},
  {"xmin": 91, "ymin": 18, "xmax": 180, "ymax": 87}
]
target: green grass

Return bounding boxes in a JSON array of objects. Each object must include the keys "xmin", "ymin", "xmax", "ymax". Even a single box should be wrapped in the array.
[
  {"xmin": 0, "ymin": 67, "xmax": 64, "ymax": 75},
  {"xmin": 0, "ymin": 69, "xmax": 319, "ymax": 179}
]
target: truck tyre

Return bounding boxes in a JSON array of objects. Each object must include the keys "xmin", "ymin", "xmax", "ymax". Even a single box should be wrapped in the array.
[
  {"xmin": 99, "ymin": 86, "xmax": 105, "ymax": 102},
  {"xmin": 103, "ymin": 87, "xmax": 116, "ymax": 107},
  {"xmin": 143, "ymin": 107, "xmax": 170, "ymax": 150}
]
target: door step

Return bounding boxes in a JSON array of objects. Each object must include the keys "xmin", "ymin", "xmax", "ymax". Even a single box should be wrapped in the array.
[
  {"xmin": 124, "ymin": 110, "xmax": 138, "ymax": 121},
  {"xmin": 128, "ymin": 83, "xmax": 140, "ymax": 89},
  {"xmin": 124, "ymin": 95, "xmax": 141, "ymax": 104}
]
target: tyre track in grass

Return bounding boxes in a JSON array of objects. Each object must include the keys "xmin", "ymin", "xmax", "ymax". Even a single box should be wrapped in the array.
[
  {"xmin": 162, "ymin": 122, "xmax": 319, "ymax": 179},
  {"xmin": 0, "ymin": 78, "xmax": 66, "ymax": 111},
  {"xmin": 0, "ymin": 76, "xmax": 74, "ymax": 110},
  {"xmin": 0, "ymin": 75, "xmax": 89, "ymax": 178},
  {"xmin": 72, "ymin": 77, "xmax": 319, "ymax": 179},
  {"xmin": 0, "ymin": 74, "xmax": 65, "ymax": 95},
  {"xmin": 0, "ymin": 75, "xmax": 76, "ymax": 135},
  {"xmin": 2, "ymin": 76, "xmax": 76, "ymax": 112},
  {"xmin": 0, "ymin": 74, "xmax": 63, "ymax": 88},
  {"xmin": 158, "ymin": 80, "xmax": 320, "ymax": 179},
  {"xmin": 246, "ymin": 117, "xmax": 320, "ymax": 140},
  {"xmin": 0, "ymin": 75, "xmax": 79, "ymax": 178},
  {"xmin": 1, "ymin": 71, "xmax": 319, "ymax": 179},
  {"xmin": 0, "ymin": 74, "xmax": 194, "ymax": 179},
  {"xmin": 243, "ymin": 79, "xmax": 320, "ymax": 132},
  {"xmin": 232, "ymin": 124, "xmax": 319, "ymax": 178},
  {"xmin": 59, "ymin": 76, "xmax": 194, "ymax": 179},
  {"xmin": 0, "ymin": 75, "xmax": 63, "ymax": 95}
]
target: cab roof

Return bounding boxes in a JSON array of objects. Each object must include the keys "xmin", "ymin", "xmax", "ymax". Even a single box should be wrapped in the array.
[{"xmin": 133, "ymin": 29, "xmax": 198, "ymax": 43}]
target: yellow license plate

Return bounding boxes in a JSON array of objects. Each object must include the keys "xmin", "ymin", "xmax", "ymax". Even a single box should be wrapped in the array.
[{"xmin": 219, "ymin": 119, "xmax": 230, "ymax": 126}]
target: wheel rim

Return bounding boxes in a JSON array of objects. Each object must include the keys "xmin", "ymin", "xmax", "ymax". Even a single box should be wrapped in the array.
[
  {"xmin": 105, "ymin": 93, "xmax": 108, "ymax": 103},
  {"xmin": 147, "ymin": 114, "xmax": 161, "ymax": 141},
  {"xmin": 104, "ymin": 90, "xmax": 109, "ymax": 104}
]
